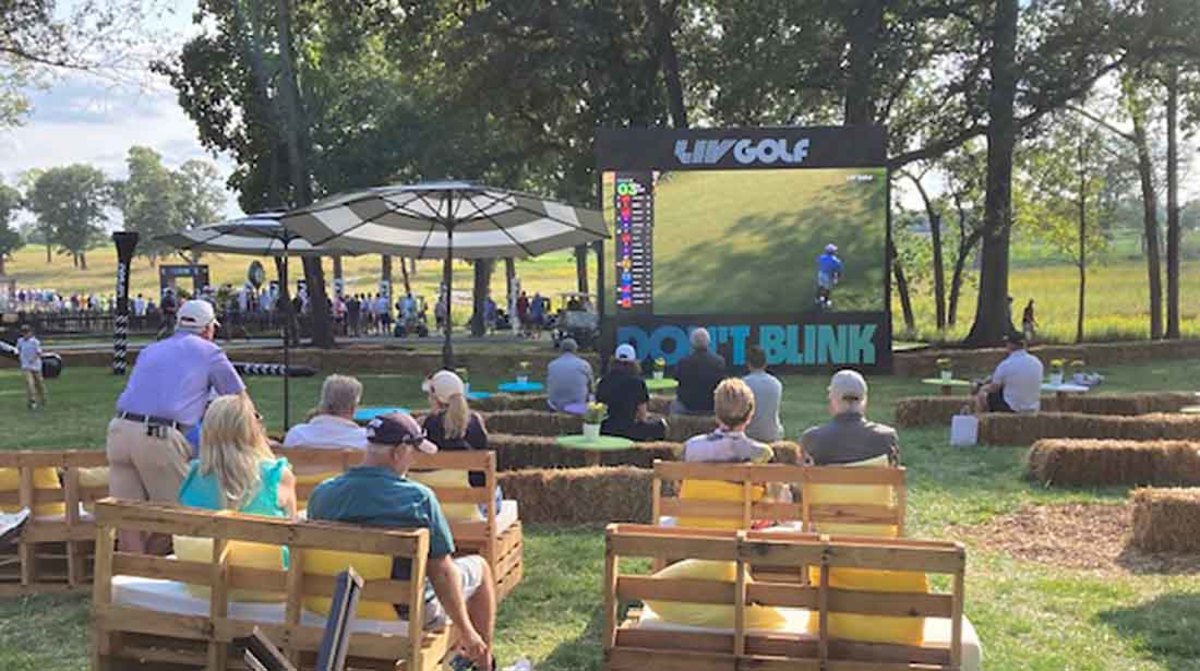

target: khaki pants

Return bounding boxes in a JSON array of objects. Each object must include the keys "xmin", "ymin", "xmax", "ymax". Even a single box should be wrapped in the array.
[
  {"xmin": 22, "ymin": 370, "xmax": 46, "ymax": 407},
  {"xmin": 105, "ymin": 418, "xmax": 192, "ymax": 554}
]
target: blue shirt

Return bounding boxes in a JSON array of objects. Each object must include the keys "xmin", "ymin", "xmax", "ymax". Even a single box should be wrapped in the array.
[
  {"xmin": 817, "ymin": 253, "xmax": 843, "ymax": 275},
  {"xmin": 307, "ymin": 465, "xmax": 455, "ymax": 581},
  {"xmin": 116, "ymin": 332, "xmax": 245, "ymax": 426},
  {"xmin": 178, "ymin": 457, "xmax": 290, "ymax": 517}
]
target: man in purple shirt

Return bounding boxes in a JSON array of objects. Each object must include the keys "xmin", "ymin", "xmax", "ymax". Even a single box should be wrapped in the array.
[{"xmin": 107, "ymin": 300, "xmax": 246, "ymax": 553}]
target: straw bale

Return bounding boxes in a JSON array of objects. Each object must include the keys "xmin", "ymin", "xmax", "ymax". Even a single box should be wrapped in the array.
[
  {"xmin": 893, "ymin": 397, "xmax": 974, "ymax": 427},
  {"xmin": 1026, "ymin": 439, "xmax": 1200, "ymax": 486},
  {"xmin": 894, "ymin": 392, "xmax": 1200, "ymax": 428},
  {"xmin": 486, "ymin": 434, "xmax": 802, "ymax": 470},
  {"xmin": 472, "ymin": 394, "xmax": 549, "ymax": 412},
  {"xmin": 1129, "ymin": 487, "xmax": 1200, "ymax": 552},
  {"xmin": 981, "ymin": 412, "xmax": 1200, "ymax": 446},
  {"xmin": 479, "ymin": 410, "xmax": 717, "ymax": 442},
  {"xmin": 497, "ymin": 467, "xmax": 653, "ymax": 524}
]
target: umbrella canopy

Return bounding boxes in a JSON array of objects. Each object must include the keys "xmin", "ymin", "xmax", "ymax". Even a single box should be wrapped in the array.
[
  {"xmin": 157, "ymin": 212, "xmax": 338, "ymax": 257},
  {"xmin": 279, "ymin": 181, "xmax": 608, "ymax": 368},
  {"xmin": 279, "ymin": 181, "xmax": 608, "ymax": 259}
]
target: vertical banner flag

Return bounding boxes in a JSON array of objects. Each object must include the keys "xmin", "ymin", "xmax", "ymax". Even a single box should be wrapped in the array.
[{"xmin": 112, "ymin": 231, "xmax": 140, "ymax": 375}]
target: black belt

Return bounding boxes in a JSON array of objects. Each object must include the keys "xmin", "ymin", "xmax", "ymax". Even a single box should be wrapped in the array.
[{"xmin": 116, "ymin": 412, "xmax": 190, "ymax": 433}]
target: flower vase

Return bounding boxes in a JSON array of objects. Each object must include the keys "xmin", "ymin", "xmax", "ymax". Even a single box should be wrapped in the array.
[
  {"xmin": 1049, "ymin": 372, "xmax": 1064, "ymax": 386},
  {"xmin": 516, "ymin": 375, "xmax": 529, "ymax": 385},
  {"xmin": 939, "ymin": 370, "xmax": 952, "ymax": 382},
  {"xmin": 653, "ymin": 371, "xmax": 664, "ymax": 380},
  {"xmin": 582, "ymin": 423, "xmax": 601, "ymax": 441}
]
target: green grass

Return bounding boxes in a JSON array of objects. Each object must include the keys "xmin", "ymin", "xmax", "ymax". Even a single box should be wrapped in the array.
[{"xmin": 2, "ymin": 359, "xmax": 1200, "ymax": 669}]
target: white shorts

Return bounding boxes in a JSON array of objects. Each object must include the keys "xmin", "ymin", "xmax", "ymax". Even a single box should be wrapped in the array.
[{"xmin": 817, "ymin": 271, "xmax": 837, "ymax": 290}]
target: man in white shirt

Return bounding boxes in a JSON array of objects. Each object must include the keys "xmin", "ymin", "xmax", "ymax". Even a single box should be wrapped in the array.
[
  {"xmin": 974, "ymin": 332, "xmax": 1044, "ymax": 414},
  {"xmin": 283, "ymin": 375, "xmax": 368, "ymax": 449},
  {"xmin": 15, "ymin": 325, "xmax": 46, "ymax": 410}
]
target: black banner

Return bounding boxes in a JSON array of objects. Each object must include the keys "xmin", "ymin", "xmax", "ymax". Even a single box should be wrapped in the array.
[{"xmin": 596, "ymin": 126, "xmax": 886, "ymax": 171}]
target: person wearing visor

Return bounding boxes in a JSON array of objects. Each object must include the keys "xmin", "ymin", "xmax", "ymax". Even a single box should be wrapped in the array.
[{"xmin": 308, "ymin": 413, "xmax": 495, "ymax": 671}]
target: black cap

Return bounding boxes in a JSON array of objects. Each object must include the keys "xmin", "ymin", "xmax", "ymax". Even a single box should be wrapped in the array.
[{"xmin": 1005, "ymin": 331, "xmax": 1026, "ymax": 347}]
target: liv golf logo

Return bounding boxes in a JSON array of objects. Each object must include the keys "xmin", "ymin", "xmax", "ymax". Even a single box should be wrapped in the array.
[{"xmin": 674, "ymin": 137, "xmax": 810, "ymax": 166}]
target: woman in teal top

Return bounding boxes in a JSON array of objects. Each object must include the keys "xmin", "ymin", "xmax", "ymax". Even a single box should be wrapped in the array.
[{"xmin": 178, "ymin": 395, "xmax": 297, "ymax": 518}]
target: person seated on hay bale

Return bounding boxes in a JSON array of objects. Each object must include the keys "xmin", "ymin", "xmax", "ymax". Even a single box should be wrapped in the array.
[
  {"xmin": 282, "ymin": 375, "xmax": 368, "ymax": 450},
  {"xmin": 597, "ymin": 344, "xmax": 668, "ymax": 442},
  {"xmin": 972, "ymin": 331, "xmax": 1044, "ymax": 415},
  {"xmin": 178, "ymin": 395, "xmax": 298, "ymax": 518},
  {"xmin": 308, "ymin": 413, "xmax": 495, "ymax": 671},
  {"xmin": 800, "ymin": 370, "xmax": 900, "ymax": 467},
  {"xmin": 671, "ymin": 327, "xmax": 726, "ymax": 416},
  {"xmin": 742, "ymin": 345, "xmax": 784, "ymax": 443},
  {"xmin": 422, "ymin": 370, "xmax": 491, "ymax": 490},
  {"xmin": 546, "ymin": 337, "xmax": 594, "ymax": 413},
  {"xmin": 682, "ymin": 378, "xmax": 774, "ymax": 464}
]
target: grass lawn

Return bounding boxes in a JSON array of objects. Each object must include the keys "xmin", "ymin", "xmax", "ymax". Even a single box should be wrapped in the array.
[{"xmin": 2, "ymin": 359, "xmax": 1200, "ymax": 669}]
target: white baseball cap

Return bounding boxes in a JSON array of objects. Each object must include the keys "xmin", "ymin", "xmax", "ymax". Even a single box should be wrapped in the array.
[
  {"xmin": 825, "ymin": 243, "xmax": 838, "ymax": 253},
  {"xmin": 615, "ymin": 343, "xmax": 637, "ymax": 362},
  {"xmin": 177, "ymin": 300, "xmax": 218, "ymax": 331},
  {"xmin": 828, "ymin": 369, "xmax": 868, "ymax": 401},
  {"xmin": 424, "ymin": 369, "xmax": 466, "ymax": 403}
]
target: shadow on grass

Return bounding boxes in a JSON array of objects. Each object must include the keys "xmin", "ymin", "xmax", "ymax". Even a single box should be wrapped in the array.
[
  {"xmin": 1115, "ymin": 546, "xmax": 1200, "ymax": 576},
  {"xmin": 1098, "ymin": 592, "xmax": 1200, "ymax": 669},
  {"xmin": 538, "ymin": 609, "xmax": 605, "ymax": 671}
]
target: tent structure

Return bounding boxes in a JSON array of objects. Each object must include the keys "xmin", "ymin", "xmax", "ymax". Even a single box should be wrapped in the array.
[{"xmin": 279, "ymin": 181, "xmax": 608, "ymax": 367}]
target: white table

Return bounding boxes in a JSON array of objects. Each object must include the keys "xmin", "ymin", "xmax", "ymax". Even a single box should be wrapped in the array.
[{"xmin": 1041, "ymin": 382, "xmax": 1089, "ymax": 401}]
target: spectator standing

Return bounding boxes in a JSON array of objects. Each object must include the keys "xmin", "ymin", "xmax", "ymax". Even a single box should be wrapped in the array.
[
  {"xmin": 801, "ymin": 370, "xmax": 900, "ymax": 466},
  {"xmin": 682, "ymin": 378, "xmax": 773, "ymax": 463},
  {"xmin": 974, "ymin": 331, "xmax": 1044, "ymax": 414},
  {"xmin": 742, "ymin": 345, "xmax": 783, "ymax": 442},
  {"xmin": 158, "ymin": 289, "xmax": 178, "ymax": 339},
  {"xmin": 377, "ymin": 293, "xmax": 393, "ymax": 335},
  {"xmin": 16, "ymin": 325, "xmax": 46, "ymax": 410},
  {"xmin": 347, "ymin": 294, "xmax": 362, "ymax": 336},
  {"xmin": 530, "ymin": 292, "xmax": 545, "ymax": 339},
  {"xmin": 596, "ymin": 344, "xmax": 667, "ymax": 441},
  {"xmin": 1022, "ymin": 299, "xmax": 1038, "ymax": 342},
  {"xmin": 515, "ymin": 291, "xmax": 530, "ymax": 337},
  {"xmin": 672, "ymin": 328, "xmax": 726, "ymax": 416},
  {"xmin": 545, "ymin": 338, "xmax": 593, "ymax": 412},
  {"xmin": 283, "ymin": 375, "xmax": 368, "ymax": 449},
  {"xmin": 109, "ymin": 300, "xmax": 246, "ymax": 553}
]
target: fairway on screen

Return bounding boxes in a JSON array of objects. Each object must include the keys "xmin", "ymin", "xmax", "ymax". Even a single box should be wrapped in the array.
[{"xmin": 602, "ymin": 166, "xmax": 888, "ymax": 317}]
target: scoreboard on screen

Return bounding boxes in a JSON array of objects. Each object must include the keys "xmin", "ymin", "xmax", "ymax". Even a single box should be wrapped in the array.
[{"xmin": 596, "ymin": 126, "xmax": 893, "ymax": 372}]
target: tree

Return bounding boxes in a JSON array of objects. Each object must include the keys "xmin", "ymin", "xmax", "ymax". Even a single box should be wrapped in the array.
[
  {"xmin": 114, "ymin": 146, "xmax": 183, "ymax": 264},
  {"xmin": 25, "ymin": 164, "xmax": 109, "ymax": 269},
  {"xmin": 0, "ymin": 180, "xmax": 23, "ymax": 275},
  {"xmin": 175, "ymin": 159, "xmax": 225, "ymax": 230},
  {"xmin": 469, "ymin": 259, "xmax": 495, "ymax": 337}
]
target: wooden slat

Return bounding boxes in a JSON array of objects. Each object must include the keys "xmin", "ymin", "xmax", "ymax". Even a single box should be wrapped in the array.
[
  {"xmin": 654, "ymin": 461, "xmax": 807, "ymax": 484},
  {"xmin": 607, "ymin": 532, "xmax": 739, "ymax": 561},
  {"xmin": 20, "ymin": 524, "xmax": 96, "ymax": 543},
  {"xmin": 616, "ymin": 576, "xmax": 736, "ymax": 604},
  {"xmin": 744, "ymin": 583, "xmax": 954, "ymax": 618},
  {"xmin": 424, "ymin": 487, "xmax": 491, "ymax": 505},
  {"xmin": 803, "ymin": 466, "xmax": 906, "ymax": 486},
  {"xmin": 113, "ymin": 552, "xmax": 212, "ymax": 584},
  {"xmin": 742, "ymin": 539, "xmax": 964, "ymax": 574},
  {"xmin": 658, "ymin": 498, "xmax": 748, "ymax": 520},
  {"xmin": 0, "ymin": 451, "xmax": 109, "ymax": 468},
  {"xmin": 807, "ymin": 504, "xmax": 902, "ymax": 525}
]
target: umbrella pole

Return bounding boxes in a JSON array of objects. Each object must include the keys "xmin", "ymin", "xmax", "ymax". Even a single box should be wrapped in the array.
[
  {"xmin": 442, "ymin": 224, "xmax": 453, "ymax": 369},
  {"xmin": 282, "ymin": 245, "xmax": 291, "ymax": 430}
]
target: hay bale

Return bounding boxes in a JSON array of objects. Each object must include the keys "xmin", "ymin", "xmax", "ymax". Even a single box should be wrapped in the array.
[
  {"xmin": 665, "ymin": 414, "xmax": 718, "ymax": 442},
  {"xmin": 1027, "ymin": 439, "xmax": 1200, "ymax": 486},
  {"xmin": 486, "ymin": 434, "xmax": 803, "ymax": 470},
  {"xmin": 481, "ymin": 411, "xmax": 580, "ymax": 436},
  {"xmin": 980, "ymin": 412, "xmax": 1200, "ymax": 446},
  {"xmin": 893, "ymin": 397, "xmax": 973, "ymax": 427},
  {"xmin": 1130, "ymin": 487, "xmax": 1200, "ymax": 553},
  {"xmin": 472, "ymin": 394, "xmax": 549, "ymax": 412},
  {"xmin": 497, "ymin": 467, "xmax": 653, "ymax": 524}
]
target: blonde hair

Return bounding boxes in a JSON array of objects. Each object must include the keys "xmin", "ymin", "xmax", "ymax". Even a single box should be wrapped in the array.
[
  {"xmin": 199, "ymin": 395, "xmax": 273, "ymax": 510},
  {"xmin": 439, "ymin": 393, "xmax": 471, "ymax": 440},
  {"xmin": 714, "ymin": 378, "xmax": 756, "ymax": 428}
]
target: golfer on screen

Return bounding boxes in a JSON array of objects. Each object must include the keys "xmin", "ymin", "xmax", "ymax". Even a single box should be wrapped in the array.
[{"xmin": 816, "ymin": 243, "xmax": 843, "ymax": 309}]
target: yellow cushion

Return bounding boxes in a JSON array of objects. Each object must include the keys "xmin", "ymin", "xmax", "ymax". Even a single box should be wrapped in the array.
[
  {"xmin": 77, "ymin": 467, "xmax": 109, "ymax": 514},
  {"xmin": 173, "ymin": 535, "xmax": 287, "ymax": 602},
  {"xmin": 303, "ymin": 550, "xmax": 399, "ymax": 621},
  {"xmin": 807, "ymin": 566, "xmax": 930, "ymax": 645},
  {"xmin": 293, "ymin": 471, "xmax": 339, "ymax": 509},
  {"xmin": 676, "ymin": 479, "xmax": 765, "ymax": 530},
  {"xmin": 0, "ymin": 467, "xmax": 65, "ymax": 516},
  {"xmin": 408, "ymin": 470, "xmax": 484, "ymax": 521},
  {"xmin": 644, "ymin": 559, "xmax": 786, "ymax": 630},
  {"xmin": 807, "ymin": 455, "xmax": 897, "ymax": 537}
]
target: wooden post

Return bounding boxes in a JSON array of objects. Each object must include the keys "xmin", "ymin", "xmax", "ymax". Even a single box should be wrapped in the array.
[
  {"xmin": 208, "ymin": 537, "xmax": 231, "ymax": 671},
  {"xmin": 407, "ymin": 531, "xmax": 429, "ymax": 671},
  {"xmin": 64, "ymin": 465, "xmax": 84, "ymax": 586},
  {"xmin": 18, "ymin": 466, "xmax": 34, "ymax": 586},
  {"xmin": 603, "ymin": 527, "xmax": 619, "ymax": 651},
  {"xmin": 284, "ymin": 546, "xmax": 305, "ymax": 665},
  {"xmin": 91, "ymin": 524, "xmax": 117, "ymax": 670},
  {"xmin": 733, "ymin": 531, "xmax": 747, "ymax": 657}
]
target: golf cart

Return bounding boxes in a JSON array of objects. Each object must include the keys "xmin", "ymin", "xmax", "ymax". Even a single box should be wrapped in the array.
[{"xmin": 551, "ymin": 291, "xmax": 599, "ymax": 350}]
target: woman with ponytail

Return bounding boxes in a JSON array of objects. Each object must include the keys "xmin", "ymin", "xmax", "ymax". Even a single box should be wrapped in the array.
[{"xmin": 421, "ymin": 370, "xmax": 490, "ymax": 488}]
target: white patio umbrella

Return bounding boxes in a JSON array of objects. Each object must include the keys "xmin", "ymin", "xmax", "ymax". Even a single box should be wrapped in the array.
[
  {"xmin": 158, "ymin": 212, "xmax": 347, "ymax": 429},
  {"xmin": 280, "ymin": 181, "xmax": 608, "ymax": 367}
]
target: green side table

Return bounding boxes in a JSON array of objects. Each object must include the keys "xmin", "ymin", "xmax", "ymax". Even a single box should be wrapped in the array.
[{"xmin": 555, "ymin": 434, "xmax": 635, "ymax": 467}]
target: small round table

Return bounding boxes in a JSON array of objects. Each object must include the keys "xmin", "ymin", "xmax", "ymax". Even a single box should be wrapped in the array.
[
  {"xmin": 920, "ymin": 378, "xmax": 973, "ymax": 396},
  {"xmin": 644, "ymin": 377, "xmax": 679, "ymax": 393},
  {"xmin": 555, "ymin": 434, "xmax": 634, "ymax": 467},
  {"xmin": 498, "ymin": 381, "xmax": 544, "ymax": 394},
  {"xmin": 1041, "ymin": 382, "xmax": 1090, "ymax": 402},
  {"xmin": 466, "ymin": 391, "xmax": 492, "ymax": 401},
  {"xmin": 1180, "ymin": 406, "xmax": 1200, "ymax": 415},
  {"xmin": 353, "ymin": 406, "xmax": 409, "ymax": 424}
]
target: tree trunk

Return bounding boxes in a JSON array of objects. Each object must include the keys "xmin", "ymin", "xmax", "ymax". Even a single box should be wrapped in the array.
[
  {"xmin": 469, "ymin": 259, "xmax": 494, "ymax": 337},
  {"xmin": 646, "ymin": 0, "xmax": 688, "ymax": 128},
  {"xmin": 274, "ymin": 257, "xmax": 298, "ymax": 346},
  {"xmin": 44, "ymin": 238, "xmax": 51, "ymax": 264},
  {"xmin": 1130, "ymin": 103, "xmax": 1163, "ymax": 339},
  {"xmin": 382, "ymin": 255, "xmax": 393, "ymax": 295},
  {"xmin": 0, "ymin": 255, "xmax": 5, "ymax": 275},
  {"xmin": 948, "ymin": 230, "xmax": 981, "ymax": 327},
  {"xmin": 575, "ymin": 245, "xmax": 589, "ymax": 293},
  {"xmin": 843, "ymin": 0, "xmax": 884, "ymax": 125},
  {"xmin": 399, "ymin": 257, "xmax": 412, "ymax": 295},
  {"xmin": 890, "ymin": 240, "xmax": 915, "ymax": 334},
  {"xmin": 1165, "ymin": 64, "xmax": 1181, "ymax": 339},
  {"xmin": 1077, "ymin": 142, "xmax": 1086, "ymax": 344},
  {"xmin": 80, "ymin": 252, "xmax": 87, "ymax": 270},
  {"xmin": 965, "ymin": 0, "xmax": 1019, "ymax": 346},
  {"xmin": 505, "ymin": 257, "xmax": 516, "ymax": 314},
  {"xmin": 332, "ymin": 255, "xmax": 343, "ymax": 294},
  {"xmin": 909, "ymin": 173, "xmax": 946, "ymax": 330}
]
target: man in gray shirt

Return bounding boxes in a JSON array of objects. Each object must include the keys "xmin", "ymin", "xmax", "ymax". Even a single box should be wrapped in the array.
[
  {"xmin": 800, "ymin": 370, "xmax": 899, "ymax": 466},
  {"xmin": 546, "ymin": 338, "xmax": 594, "ymax": 412},
  {"xmin": 742, "ymin": 345, "xmax": 783, "ymax": 442}
]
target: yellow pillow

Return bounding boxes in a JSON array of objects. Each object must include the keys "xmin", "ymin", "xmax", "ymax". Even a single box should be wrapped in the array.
[
  {"xmin": 303, "ymin": 550, "xmax": 399, "ymax": 621},
  {"xmin": 807, "ymin": 566, "xmax": 929, "ymax": 645},
  {"xmin": 807, "ymin": 455, "xmax": 897, "ymax": 537},
  {"xmin": 644, "ymin": 559, "xmax": 786, "ymax": 630},
  {"xmin": 0, "ymin": 467, "xmax": 65, "ymax": 516},
  {"xmin": 173, "ymin": 535, "xmax": 287, "ymax": 602},
  {"xmin": 293, "ymin": 471, "xmax": 339, "ymax": 509},
  {"xmin": 77, "ymin": 467, "xmax": 109, "ymax": 514},
  {"xmin": 676, "ymin": 479, "xmax": 765, "ymax": 530},
  {"xmin": 408, "ymin": 470, "xmax": 484, "ymax": 521}
]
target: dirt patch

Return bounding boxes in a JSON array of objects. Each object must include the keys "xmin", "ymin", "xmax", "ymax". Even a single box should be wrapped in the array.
[{"xmin": 947, "ymin": 503, "xmax": 1200, "ymax": 575}]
